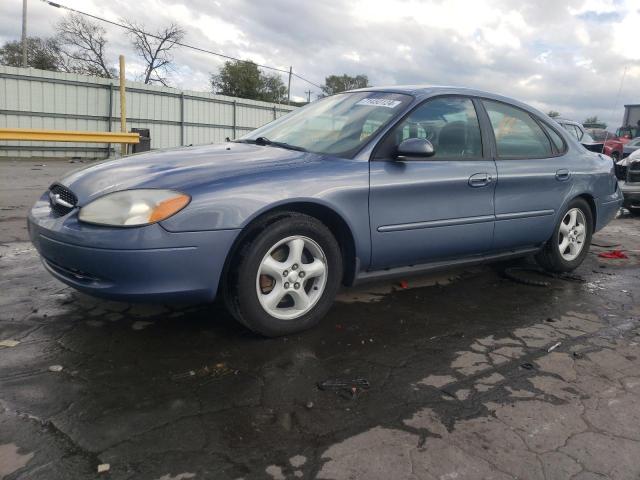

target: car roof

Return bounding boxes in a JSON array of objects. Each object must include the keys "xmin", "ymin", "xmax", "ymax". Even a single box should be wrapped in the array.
[
  {"xmin": 348, "ymin": 85, "xmax": 550, "ymax": 119},
  {"xmin": 555, "ymin": 118, "xmax": 582, "ymax": 126}
]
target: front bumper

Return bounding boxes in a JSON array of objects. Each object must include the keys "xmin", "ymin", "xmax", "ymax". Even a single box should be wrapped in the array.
[
  {"xmin": 620, "ymin": 181, "xmax": 640, "ymax": 211},
  {"xmin": 28, "ymin": 194, "xmax": 239, "ymax": 302}
]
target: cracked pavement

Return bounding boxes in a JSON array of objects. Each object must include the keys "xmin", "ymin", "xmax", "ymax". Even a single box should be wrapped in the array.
[{"xmin": 1, "ymin": 159, "xmax": 639, "ymax": 479}]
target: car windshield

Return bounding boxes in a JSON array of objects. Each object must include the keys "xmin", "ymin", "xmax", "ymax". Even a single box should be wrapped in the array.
[{"xmin": 237, "ymin": 92, "xmax": 412, "ymax": 158}]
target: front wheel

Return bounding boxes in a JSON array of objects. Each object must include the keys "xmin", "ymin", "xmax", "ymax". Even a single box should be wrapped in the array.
[
  {"xmin": 225, "ymin": 213, "xmax": 343, "ymax": 337},
  {"xmin": 535, "ymin": 198, "xmax": 593, "ymax": 273}
]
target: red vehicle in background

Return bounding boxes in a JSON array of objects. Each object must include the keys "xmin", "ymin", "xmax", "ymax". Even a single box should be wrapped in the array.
[
  {"xmin": 557, "ymin": 119, "xmax": 625, "ymax": 161},
  {"xmin": 585, "ymin": 128, "xmax": 625, "ymax": 161}
]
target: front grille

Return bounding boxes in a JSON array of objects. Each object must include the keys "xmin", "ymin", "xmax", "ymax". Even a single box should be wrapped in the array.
[
  {"xmin": 615, "ymin": 163, "xmax": 628, "ymax": 181},
  {"xmin": 628, "ymin": 162, "xmax": 640, "ymax": 183},
  {"xmin": 48, "ymin": 183, "xmax": 78, "ymax": 217}
]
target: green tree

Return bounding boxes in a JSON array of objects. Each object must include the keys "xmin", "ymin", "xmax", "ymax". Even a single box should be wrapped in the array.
[
  {"xmin": 210, "ymin": 60, "xmax": 288, "ymax": 103},
  {"xmin": 0, "ymin": 37, "xmax": 63, "ymax": 71},
  {"xmin": 547, "ymin": 110, "xmax": 560, "ymax": 118},
  {"xmin": 321, "ymin": 74, "xmax": 370, "ymax": 95}
]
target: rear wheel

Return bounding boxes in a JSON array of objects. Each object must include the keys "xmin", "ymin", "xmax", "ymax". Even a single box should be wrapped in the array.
[
  {"xmin": 536, "ymin": 198, "xmax": 593, "ymax": 272},
  {"xmin": 225, "ymin": 213, "xmax": 342, "ymax": 337}
]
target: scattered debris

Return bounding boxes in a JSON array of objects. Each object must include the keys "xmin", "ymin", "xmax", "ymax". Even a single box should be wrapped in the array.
[
  {"xmin": 520, "ymin": 362, "xmax": 535, "ymax": 370},
  {"xmin": 503, "ymin": 267, "xmax": 550, "ymax": 287},
  {"xmin": 598, "ymin": 250, "xmax": 628, "ymax": 259},
  {"xmin": 97, "ymin": 463, "xmax": 110, "ymax": 473},
  {"xmin": 48, "ymin": 365, "xmax": 63, "ymax": 372},
  {"xmin": 0, "ymin": 339, "xmax": 20, "ymax": 348},
  {"xmin": 172, "ymin": 362, "xmax": 236, "ymax": 380},
  {"xmin": 305, "ymin": 401, "xmax": 314, "ymax": 409},
  {"xmin": 585, "ymin": 281, "xmax": 605, "ymax": 292},
  {"xmin": 399, "ymin": 280, "xmax": 409, "ymax": 289},
  {"xmin": 318, "ymin": 378, "xmax": 370, "ymax": 399},
  {"xmin": 548, "ymin": 342, "xmax": 562, "ymax": 352},
  {"xmin": 592, "ymin": 241, "xmax": 621, "ymax": 248}
]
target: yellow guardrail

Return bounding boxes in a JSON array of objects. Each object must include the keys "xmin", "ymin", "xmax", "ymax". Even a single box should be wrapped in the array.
[{"xmin": 0, "ymin": 128, "xmax": 140, "ymax": 144}]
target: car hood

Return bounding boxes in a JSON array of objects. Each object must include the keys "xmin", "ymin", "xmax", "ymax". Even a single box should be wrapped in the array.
[{"xmin": 60, "ymin": 143, "xmax": 322, "ymax": 203}]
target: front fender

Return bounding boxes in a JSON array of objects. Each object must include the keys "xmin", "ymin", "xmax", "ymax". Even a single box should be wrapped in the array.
[{"xmin": 159, "ymin": 157, "xmax": 372, "ymax": 268}]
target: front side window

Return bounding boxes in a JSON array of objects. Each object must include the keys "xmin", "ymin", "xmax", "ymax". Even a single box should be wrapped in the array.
[
  {"xmin": 483, "ymin": 100, "xmax": 553, "ymax": 158},
  {"xmin": 374, "ymin": 96, "xmax": 482, "ymax": 160},
  {"xmin": 237, "ymin": 92, "xmax": 412, "ymax": 158}
]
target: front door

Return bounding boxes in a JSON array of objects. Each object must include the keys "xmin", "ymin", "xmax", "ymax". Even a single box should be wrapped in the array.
[{"xmin": 369, "ymin": 96, "xmax": 497, "ymax": 269}]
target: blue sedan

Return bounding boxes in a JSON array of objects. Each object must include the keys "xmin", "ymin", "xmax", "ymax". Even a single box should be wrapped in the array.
[{"xmin": 29, "ymin": 86, "xmax": 623, "ymax": 336}]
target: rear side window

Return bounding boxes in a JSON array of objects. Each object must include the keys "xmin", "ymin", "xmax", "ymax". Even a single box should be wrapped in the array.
[
  {"xmin": 483, "ymin": 100, "xmax": 553, "ymax": 158},
  {"xmin": 540, "ymin": 123, "xmax": 566, "ymax": 153}
]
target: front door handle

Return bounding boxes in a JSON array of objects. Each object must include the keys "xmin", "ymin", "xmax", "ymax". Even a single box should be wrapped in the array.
[
  {"xmin": 556, "ymin": 169, "xmax": 571, "ymax": 181},
  {"xmin": 468, "ymin": 172, "xmax": 493, "ymax": 187}
]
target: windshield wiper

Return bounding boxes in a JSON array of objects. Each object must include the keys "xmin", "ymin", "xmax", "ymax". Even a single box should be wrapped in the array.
[{"xmin": 235, "ymin": 137, "xmax": 307, "ymax": 152}]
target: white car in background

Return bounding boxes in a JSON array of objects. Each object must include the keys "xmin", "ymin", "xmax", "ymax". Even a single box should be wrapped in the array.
[{"xmin": 620, "ymin": 148, "xmax": 640, "ymax": 215}]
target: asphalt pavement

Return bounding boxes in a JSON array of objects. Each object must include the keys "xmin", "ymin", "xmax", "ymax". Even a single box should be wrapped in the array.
[{"xmin": 1, "ymin": 159, "xmax": 639, "ymax": 480}]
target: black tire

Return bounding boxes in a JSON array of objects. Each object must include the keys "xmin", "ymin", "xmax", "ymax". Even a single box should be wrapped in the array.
[
  {"xmin": 535, "ymin": 198, "xmax": 593, "ymax": 273},
  {"xmin": 224, "ymin": 213, "xmax": 343, "ymax": 337},
  {"xmin": 629, "ymin": 209, "xmax": 640, "ymax": 217}
]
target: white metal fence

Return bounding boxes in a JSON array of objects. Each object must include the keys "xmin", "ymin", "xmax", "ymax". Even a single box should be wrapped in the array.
[{"xmin": 0, "ymin": 66, "xmax": 296, "ymax": 158}]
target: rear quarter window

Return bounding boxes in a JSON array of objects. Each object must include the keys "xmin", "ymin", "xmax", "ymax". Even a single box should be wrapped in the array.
[{"xmin": 540, "ymin": 123, "xmax": 566, "ymax": 154}]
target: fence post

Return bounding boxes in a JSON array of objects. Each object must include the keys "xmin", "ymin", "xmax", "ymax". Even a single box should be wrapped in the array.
[
  {"xmin": 107, "ymin": 83, "xmax": 113, "ymax": 158},
  {"xmin": 232, "ymin": 100, "xmax": 237, "ymax": 140},
  {"xmin": 119, "ymin": 55, "xmax": 127, "ymax": 157},
  {"xmin": 180, "ymin": 92, "xmax": 185, "ymax": 146},
  {"xmin": 273, "ymin": 105, "xmax": 277, "ymax": 120}
]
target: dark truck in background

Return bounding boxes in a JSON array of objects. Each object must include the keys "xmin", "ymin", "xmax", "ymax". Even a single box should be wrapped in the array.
[{"xmin": 618, "ymin": 104, "xmax": 640, "ymax": 141}]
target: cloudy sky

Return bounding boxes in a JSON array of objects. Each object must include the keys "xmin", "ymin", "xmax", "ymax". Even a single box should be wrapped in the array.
[{"xmin": 1, "ymin": 0, "xmax": 639, "ymax": 128}]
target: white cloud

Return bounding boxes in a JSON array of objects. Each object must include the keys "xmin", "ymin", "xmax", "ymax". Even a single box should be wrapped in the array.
[{"xmin": 1, "ymin": 0, "xmax": 639, "ymax": 128}]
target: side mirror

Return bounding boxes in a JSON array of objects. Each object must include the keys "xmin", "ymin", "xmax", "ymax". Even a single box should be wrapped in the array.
[{"xmin": 396, "ymin": 138, "xmax": 435, "ymax": 160}]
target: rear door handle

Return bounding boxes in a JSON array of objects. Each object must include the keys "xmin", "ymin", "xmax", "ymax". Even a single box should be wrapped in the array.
[
  {"xmin": 556, "ymin": 169, "xmax": 570, "ymax": 181},
  {"xmin": 468, "ymin": 172, "xmax": 493, "ymax": 187}
]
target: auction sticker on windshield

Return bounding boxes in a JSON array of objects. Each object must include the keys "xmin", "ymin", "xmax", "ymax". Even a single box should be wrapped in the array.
[{"xmin": 355, "ymin": 98, "xmax": 402, "ymax": 108}]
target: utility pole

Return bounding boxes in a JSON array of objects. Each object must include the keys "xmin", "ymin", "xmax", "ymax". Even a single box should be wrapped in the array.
[
  {"xmin": 305, "ymin": 90, "xmax": 312, "ymax": 103},
  {"xmin": 287, "ymin": 66, "xmax": 292, "ymax": 105},
  {"xmin": 21, "ymin": 0, "xmax": 28, "ymax": 67}
]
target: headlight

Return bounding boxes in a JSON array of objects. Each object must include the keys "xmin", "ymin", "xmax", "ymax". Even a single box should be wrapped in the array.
[{"xmin": 78, "ymin": 189, "xmax": 190, "ymax": 227}]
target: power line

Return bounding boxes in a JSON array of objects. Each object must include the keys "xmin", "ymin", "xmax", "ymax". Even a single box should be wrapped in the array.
[{"xmin": 40, "ymin": 0, "xmax": 324, "ymax": 90}]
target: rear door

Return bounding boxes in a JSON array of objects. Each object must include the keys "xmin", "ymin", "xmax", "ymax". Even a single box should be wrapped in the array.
[
  {"xmin": 480, "ymin": 100, "xmax": 573, "ymax": 251},
  {"xmin": 369, "ymin": 96, "xmax": 497, "ymax": 269}
]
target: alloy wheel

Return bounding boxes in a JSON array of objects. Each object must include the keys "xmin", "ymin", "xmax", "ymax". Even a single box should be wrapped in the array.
[
  {"xmin": 558, "ymin": 208, "xmax": 587, "ymax": 261},
  {"xmin": 255, "ymin": 235, "xmax": 328, "ymax": 320}
]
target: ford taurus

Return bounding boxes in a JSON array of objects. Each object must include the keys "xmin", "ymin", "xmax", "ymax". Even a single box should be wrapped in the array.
[{"xmin": 28, "ymin": 86, "xmax": 623, "ymax": 336}]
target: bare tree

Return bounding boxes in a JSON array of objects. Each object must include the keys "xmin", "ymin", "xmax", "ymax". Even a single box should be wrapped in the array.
[
  {"xmin": 56, "ymin": 13, "xmax": 114, "ymax": 78},
  {"xmin": 122, "ymin": 20, "xmax": 184, "ymax": 86}
]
